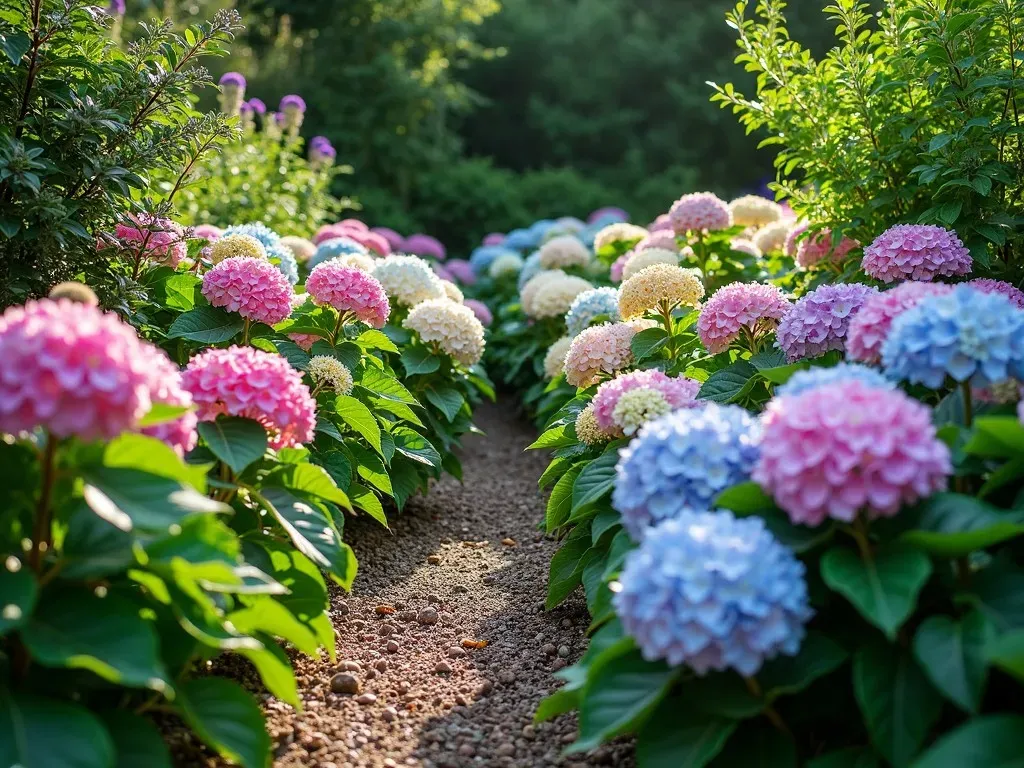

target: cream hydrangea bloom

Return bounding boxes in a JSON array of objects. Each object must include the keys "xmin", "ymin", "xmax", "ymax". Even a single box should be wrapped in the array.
[
  {"xmin": 575, "ymin": 403, "xmax": 611, "ymax": 446},
  {"xmin": 619, "ymin": 264, "xmax": 705, "ymax": 320},
  {"xmin": 520, "ymin": 270, "xmax": 566, "ymax": 316},
  {"xmin": 543, "ymin": 336, "xmax": 573, "ymax": 379},
  {"xmin": 612, "ymin": 388, "xmax": 673, "ymax": 436},
  {"xmin": 489, "ymin": 252, "xmax": 525, "ymax": 279},
  {"xmin": 441, "ymin": 280, "xmax": 465, "ymax": 303},
  {"xmin": 730, "ymin": 239, "xmax": 762, "ymax": 258},
  {"xmin": 621, "ymin": 248, "xmax": 679, "ymax": 281},
  {"xmin": 563, "ymin": 322, "xmax": 637, "ymax": 388},
  {"xmin": 594, "ymin": 223, "xmax": 648, "ymax": 252},
  {"xmin": 373, "ymin": 254, "xmax": 446, "ymax": 307},
  {"xmin": 280, "ymin": 235, "xmax": 317, "ymax": 264},
  {"xmin": 539, "ymin": 235, "xmax": 591, "ymax": 269},
  {"xmin": 210, "ymin": 233, "xmax": 267, "ymax": 263},
  {"xmin": 336, "ymin": 252, "xmax": 377, "ymax": 273},
  {"xmin": 529, "ymin": 275, "xmax": 594, "ymax": 319},
  {"xmin": 308, "ymin": 356, "xmax": 354, "ymax": 395},
  {"xmin": 404, "ymin": 298, "xmax": 485, "ymax": 367},
  {"xmin": 728, "ymin": 195, "xmax": 783, "ymax": 228},
  {"xmin": 752, "ymin": 220, "xmax": 792, "ymax": 255}
]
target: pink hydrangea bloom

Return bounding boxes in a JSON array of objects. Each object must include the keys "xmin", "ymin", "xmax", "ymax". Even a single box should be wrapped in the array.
[
  {"xmin": 967, "ymin": 278, "xmax": 1024, "ymax": 310},
  {"xmin": 403, "ymin": 234, "xmax": 446, "ymax": 261},
  {"xmin": 305, "ymin": 261, "xmax": 390, "ymax": 328},
  {"xmin": 610, "ymin": 251, "xmax": 632, "ymax": 282},
  {"xmin": 115, "ymin": 213, "xmax": 187, "ymax": 268},
  {"xmin": 563, "ymin": 323, "xmax": 638, "ymax": 388},
  {"xmin": 794, "ymin": 229, "xmax": 859, "ymax": 268},
  {"xmin": 649, "ymin": 214, "xmax": 673, "ymax": 232},
  {"xmin": 314, "ymin": 224, "xmax": 348, "ymax": 245},
  {"xmin": 754, "ymin": 381, "xmax": 951, "ymax": 526},
  {"xmin": 0, "ymin": 299, "xmax": 177, "ymax": 440},
  {"xmin": 183, "ymin": 346, "xmax": 316, "ymax": 449},
  {"xmin": 697, "ymin": 283, "xmax": 792, "ymax": 354},
  {"xmin": 669, "ymin": 192, "xmax": 732, "ymax": 234},
  {"xmin": 289, "ymin": 333, "xmax": 318, "ymax": 352},
  {"xmin": 591, "ymin": 369, "xmax": 700, "ymax": 432},
  {"xmin": 846, "ymin": 281, "xmax": 953, "ymax": 364},
  {"xmin": 338, "ymin": 218, "xmax": 368, "ymax": 232},
  {"xmin": 193, "ymin": 224, "xmax": 223, "ymax": 242},
  {"xmin": 464, "ymin": 298, "xmax": 493, "ymax": 326},
  {"xmin": 445, "ymin": 259, "xmax": 477, "ymax": 286},
  {"xmin": 483, "ymin": 233, "xmax": 506, "ymax": 246},
  {"xmin": 139, "ymin": 345, "xmax": 197, "ymax": 456},
  {"xmin": 776, "ymin": 283, "xmax": 878, "ymax": 362},
  {"xmin": 783, "ymin": 221, "xmax": 807, "ymax": 258},
  {"xmin": 862, "ymin": 224, "xmax": 972, "ymax": 283},
  {"xmin": 635, "ymin": 231, "xmax": 679, "ymax": 253},
  {"xmin": 202, "ymin": 256, "xmax": 294, "ymax": 326}
]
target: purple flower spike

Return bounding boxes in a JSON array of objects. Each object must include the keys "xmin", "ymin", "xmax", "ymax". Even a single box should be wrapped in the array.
[
  {"xmin": 247, "ymin": 98, "xmax": 267, "ymax": 115},
  {"xmin": 219, "ymin": 72, "xmax": 247, "ymax": 88},
  {"xmin": 280, "ymin": 94, "xmax": 307, "ymax": 113}
]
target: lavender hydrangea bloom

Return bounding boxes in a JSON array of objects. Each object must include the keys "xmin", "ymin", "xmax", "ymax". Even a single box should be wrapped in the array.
[
  {"xmin": 615, "ymin": 511, "xmax": 812, "ymax": 675},
  {"xmin": 862, "ymin": 224, "xmax": 971, "ymax": 283},
  {"xmin": 776, "ymin": 283, "xmax": 878, "ymax": 362},
  {"xmin": 566, "ymin": 287, "xmax": 621, "ymax": 337},
  {"xmin": 882, "ymin": 285, "xmax": 1024, "ymax": 388},
  {"xmin": 309, "ymin": 236, "xmax": 370, "ymax": 269},
  {"xmin": 777, "ymin": 362, "xmax": 895, "ymax": 398},
  {"xmin": 613, "ymin": 404, "xmax": 762, "ymax": 540}
]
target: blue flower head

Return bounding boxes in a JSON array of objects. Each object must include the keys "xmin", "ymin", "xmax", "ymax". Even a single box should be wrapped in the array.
[
  {"xmin": 504, "ymin": 228, "xmax": 536, "ymax": 252},
  {"xmin": 223, "ymin": 222, "xmax": 281, "ymax": 249},
  {"xmin": 308, "ymin": 236, "xmax": 369, "ymax": 269},
  {"xmin": 614, "ymin": 511, "xmax": 812, "ymax": 676},
  {"xmin": 882, "ymin": 285, "xmax": 1024, "ymax": 389},
  {"xmin": 613, "ymin": 403, "xmax": 761, "ymax": 539},
  {"xmin": 528, "ymin": 219, "xmax": 556, "ymax": 243},
  {"xmin": 267, "ymin": 242, "xmax": 299, "ymax": 285},
  {"xmin": 517, "ymin": 251, "xmax": 544, "ymax": 290},
  {"xmin": 777, "ymin": 362, "xmax": 895, "ymax": 399},
  {"xmin": 566, "ymin": 287, "xmax": 621, "ymax": 337},
  {"xmin": 469, "ymin": 245, "xmax": 514, "ymax": 275}
]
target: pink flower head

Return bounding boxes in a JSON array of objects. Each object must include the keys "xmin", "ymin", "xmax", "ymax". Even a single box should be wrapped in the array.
[
  {"xmin": 139, "ymin": 344, "xmax": 198, "ymax": 457},
  {"xmin": 115, "ymin": 213, "xmax": 187, "ymax": 268},
  {"xmin": 403, "ymin": 234, "xmax": 446, "ymax": 261},
  {"xmin": 0, "ymin": 299, "xmax": 179, "ymax": 440},
  {"xmin": 371, "ymin": 227, "xmax": 405, "ymax": 250},
  {"xmin": 193, "ymin": 224, "xmax": 223, "ymax": 242},
  {"xmin": 314, "ymin": 225, "xmax": 348, "ymax": 245},
  {"xmin": 669, "ymin": 192, "xmax": 732, "ymax": 234},
  {"xmin": 649, "ymin": 214, "xmax": 673, "ymax": 232},
  {"xmin": 563, "ymin": 322, "xmax": 638, "ymax": 388},
  {"xmin": 483, "ymin": 233, "xmax": 506, "ymax": 246},
  {"xmin": 967, "ymin": 278, "xmax": 1024, "ymax": 309},
  {"xmin": 862, "ymin": 224, "xmax": 972, "ymax": 283},
  {"xmin": 182, "ymin": 346, "xmax": 316, "ymax": 450},
  {"xmin": 464, "ymin": 298, "xmax": 493, "ymax": 326},
  {"xmin": 776, "ymin": 283, "xmax": 878, "ymax": 362},
  {"xmin": 445, "ymin": 259, "xmax": 477, "ymax": 286},
  {"xmin": 202, "ymin": 256, "xmax": 293, "ymax": 326},
  {"xmin": 754, "ymin": 381, "xmax": 951, "ymax": 526},
  {"xmin": 635, "ymin": 231, "xmax": 679, "ymax": 253},
  {"xmin": 846, "ymin": 281, "xmax": 953, "ymax": 364},
  {"xmin": 289, "ymin": 333, "xmax": 318, "ymax": 352},
  {"xmin": 591, "ymin": 369, "xmax": 700, "ymax": 432},
  {"xmin": 783, "ymin": 221, "xmax": 807, "ymax": 258},
  {"xmin": 698, "ymin": 283, "xmax": 792, "ymax": 354},
  {"xmin": 792, "ymin": 227, "xmax": 859, "ymax": 268},
  {"xmin": 338, "ymin": 218, "xmax": 368, "ymax": 232},
  {"xmin": 610, "ymin": 251, "xmax": 632, "ymax": 283},
  {"xmin": 357, "ymin": 231, "xmax": 391, "ymax": 256},
  {"xmin": 305, "ymin": 261, "xmax": 390, "ymax": 328}
]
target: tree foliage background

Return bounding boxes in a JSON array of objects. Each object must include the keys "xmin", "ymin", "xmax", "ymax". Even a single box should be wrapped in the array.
[{"xmin": 121, "ymin": 0, "xmax": 858, "ymax": 251}]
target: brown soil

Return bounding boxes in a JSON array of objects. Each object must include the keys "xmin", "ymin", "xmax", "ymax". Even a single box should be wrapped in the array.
[{"xmin": 169, "ymin": 402, "xmax": 634, "ymax": 768}]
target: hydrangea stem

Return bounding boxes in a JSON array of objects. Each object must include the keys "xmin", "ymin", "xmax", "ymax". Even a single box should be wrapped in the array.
[
  {"xmin": 29, "ymin": 435, "xmax": 58, "ymax": 573},
  {"xmin": 743, "ymin": 676, "xmax": 792, "ymax": 736},
  {"xmin": 241, "ymin": 318, "xmax": 251, "ymax": 346},
  {"xmin": 961, "ymin": 381, "xmax": 973, "ymax": 428}
]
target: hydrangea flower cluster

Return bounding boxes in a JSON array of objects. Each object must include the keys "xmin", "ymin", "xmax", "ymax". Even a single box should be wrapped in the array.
[
  {"xmin": 139, "ymin": 346, "xmax": 197, "ymax": 457},
  {"xmin": 697, "ymin": 283, "xmax": 791, "ymax": 354},
  {"xmin": 519, "ymin": 270, "xmax": 564, "ymax": 316},
  {"xmin": 574, "ymin": 404, "xmax": 611, "ymax": 446},
  {"xmin": 613, "ymin": 404, "xmax": 761, "ymax": 539},
  {"xmin": 309, "ymin": 236, "xmax": 371, "ymax": 270},
  {"xmin": 443, "ymin": 259, "xmax": 475, "ymax": 286},
  {"xmin": 305, "ymin": 261, "xmax": 391, "ymax": 328},
  {"xmin": 752, "ymin": 220, "xmax": 792, "ymax": 254},
  {"xmin": 529, "ymin": 275, "xmax": 594, "ymax": 319},
  {"xmin": 488, "ymin": 251, "xmax": 525, "ymax": 279},
  {"xmin": 221, "ymin": 222, "xmax": 299, "ymax": 284},
  {"xmin": 373, "ymin": 255, "xmax": 447, "ymax": 308},
  {"xmin": 566, "ymin": 287, "xmax": 621, "ymax": 337},
  {"xmin": 201, "ymin": 257, "xmax": 294, "ymax": 326},
  {"xmin": 776, "ymin": 363, "xmax": 895, "ymax": 398},
  {"xmin": 538, "ymin": 235, "xmax": 591, "ymax": 269},
  {"xmin": 776, "ymin": 283, "xmax": 878, "ymax": 362},
  {"xmin": 404, "ymin": 234, "xmax": 446, "ymax": 261},
  {"xmin": 464, "ymin": 299, "xmax": 493, "ymax": 327},
  {"xmin": 592, "ymin": 369, "xmax": 700, "ymax": 433},
  {"xmin": 612, "ymin": 388, "xmax": 673, "ymax": 436},
  {"xmin": 793, "ymin": 228, "xmax": 859, "ymax": 269},
  {"xmin": 618, "ymin": 264, "xmax": 705, "ymax": 320},
  {"xmin": 609, "ymin": 252, "xmax": 631, "ymax": 283},
  {"xmin": 115, "ymin": 214, "xmax": 187, "ymax": 269},
  {"xmin": 614, "ymin": 512, "xmax": 811, "ymax": 675},
  {"xmin": 635, "ymin": 231, "xmax": 679, "ymax": 253},
  {"xmin": 308, "ymin": 356, "xmax": 354, "ymax": 395},
  {"xmin": 210, "ymin": 233, "xmax": 267, "ymax": 263},
  {"xmin": 543, "ymin": 336, "xmax": 573, "ymax": 379},
  {"xmin": 563, "ymin": 323, "xmax": 638, "ymax": 388},
  {"xmin": 470, "ymin": 245, "xmax": 513, "ymax": 275},
  {"xmin": 882, "ymin": 285, "xmax": 1024, "ymax": 388},
  {"xmin": 669, "ymin": 192, "xmax": 733, "ymax": 233},
  {"xmin": 193, "ymin": 224, "xmax": 223, "ymax": 242},
  {"xmin": 728, "ymin": 195, "xmax": 783, "ymax": 228},
  {"xmin": 0, "ymin": 299, "xmax": 186, "ymax": 440},
  {"xmin": 862, "ymin": 224, "xmax": 972, "ymax": 283},
  {"xmin": 621, "ymin": 248, "xmax": 679, "ymax": 281},
  {"xmin": 334, "ymin": 252, "xmax": 377, "ymax": 273},
  {"xmin": 279, "ymin": 235, "xmax": 316, "ymax": 264},
  {"xmin": 404, "ymin": 299, "xmax": 486, "ymax": 367},
  {"xmin": 182, "ymin": 346, "xmax": 317, "ymax": 449},
  {"xmin": 441, "ymin": 280, "xmax": 464, "ymax": 303},
  {"xmin": 754, "ymin": 381, "xmax": 951, "ymax": 526},
  {"xmin": 845, "ymin": 281, "xmax": 952, "ymax": 364},
  {"xmin": 593, "ymin": 223, "xmax": 648, "ymax": 253},
  {"xmin": 968, "ymin": 278, "xmax": 1024, "ymax": 309}
]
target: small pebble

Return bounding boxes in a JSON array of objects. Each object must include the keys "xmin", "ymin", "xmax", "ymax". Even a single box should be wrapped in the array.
[
  {"xmin": 330, "ymin": 673, "xmax": 360, "ymax": 695},
  {"xmin": 501, "ymin": 538, "xmax": 517, "ymax": 547},
  {"xmin": 498, "ymin": 671, "xmax": 516, "ymax": 684},
  {"xmin": 341, "ymin": 661, "xmax": 362, "ymax": 672},
  {"xmin": 427, "ymin": 555, "xmax": 441, "ymax": 565},
  {"xmin": 382, "ymin": 707, "xmax": 398, "ymax": 722},
  {"xmin": 447, "ymin": 646, "xmax": 467, "ymax": 659},
  {"xmin": 482, "ymin": 575, "xmax": 496, "ymax": 585},
  {"xmin": 497, "ymin": 743, "xmax": 516, "ymax": 757},
  {"xmin": 336, "ymin": 604, "xmax": 350, "ymax": 616},
  {"xmin": 380, "ymin": 623, "xmax": 395, "ymax": 636},
  {"xmin": 356, "ymin": 693, "xmax": 377, "ymax": 705},
  {"xmin": 387, "ymin": 640, "xmax": 400, "ymax": 653},
  {"xmin": 417, "ymin": 607, "xmax": 439, "ymax": 625},
  {"xmin": 435, "ymin": 661, "xmax": 453, "ymax": 674},
  {"xmin": 375, "ymin": 659, "xmax": 388, "ymax": 672},
  {"xmin": 375, "ymin": 605, "xmax": 396, "ymax": 615},
  {"xmin": 552, "ymin": 658, "xmax": 567, "ymax": 671},
  {"xmin": 452, "ymin": 585, "xmax": 469, "ymax": 594},
  {"xmin": 427, "ymin": 594, "xmax": 442, "ymax": 604},
  {"xmin": 541, "ymin": 644, "xmax": 557, "ymax": 656},
  {"xmin": 558, "ymin": 645, "xmax": 570, "ymax": 658}
]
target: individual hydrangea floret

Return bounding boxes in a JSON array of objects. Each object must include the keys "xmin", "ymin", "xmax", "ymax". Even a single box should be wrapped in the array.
[
  {"xmin": 776, "ymin": 363, "xmax": 896, "ymax": 399},
  {"xmin": 308, "ymin": 356, "xmax": 354, "ymax": 395},
  {"xmin": 728, "ymin": 195, "xmax": 783, "ymax": 228},
  {"xmin": 464, "ymin": 298, "xmax": 493, "ymax": 327},
  {"xmin": 846, "ymin": 281, "xmax": 952, "ymax": 364},
  {"xmin": 538, "ymin": 235, "xmax": 591, "ymax": 269},
  {"xmin": 201, "ymin": 257, "xmax": 293, "ymax": 326},
  {"xmin": 529, "ymin": 275, "xmax": 594, "ymax": 320},
  {"xmin": 488, "ymin": 251, "xmax": 525, "ymax": 280},
  {"xmin": 752, "ymin": 220, "xmax": 793, "ymax": 255},
  {"xmin": 306, "ymin": 261, "xmax": 391, "ymax": 328},
  {"xmin": 593, "ymin": 223, "xmax": 649, "ymax": 253},
  {"xmin": 669, "ymin": 192, "xmax": 733, "ymax": 233},
  {"xmin": 209, "ymin": 233, "xmax": 267, "ymax": 263},
  {"xmin": 621, "ymin": 248, "xmax": 679, "ymax": 281},
  {"xmin": 776, "ymin": 283, "xmax": 878, "ymax": 362},
  {"xmin": 613, "ymin": 404, "xmax": 761, "ymax": 538},
  {"xmin": 862, "ymin": 224, "xmax": 972, "ymax": 283},
  {"xmin": 404, "ymin": 299, "xmax": 486, "ymax": 367},
  {"xmin": 592, "ymin": 369, "xmax": 700, "ymax": 433},
  {"xmin": 563, "ymin": 323, "xmax": 638, "ymax": 388},
  {"xmin": 114, "ymin": 214, "xmax": 187, "ymax": 269},
  {"xmin": 619, "ymin": 264, "xmax": 705, "ymax": 320},
  {"xmin": 543, "ymin": 336, "xmax": 573, "ymax": 380},
  {"xmin": 373, "ymin": 255, "xmax": 447, "ymax": 308},
  {"xmin": 882, "ymin": 285, "xmax": 1024, "ymax": 388},
  {"xmin": 566, "ymin": 287, "xmax": 621, "ymax": 337},
  {"xmin": 697, "ymin": 282, "xmax": 791, "ymax": 354},
  {"xmin": 794, "ymin": 228, "xmax": 859, "ymax": 269},
  {"xmin": 575, "ymin": 404, "xmax": 611, "ymax": 446},
  {"xmin": 967, "ymin": 278, "xmax": 1024, "ymax": 309},
  {"xmin": 615, "ymin": 512, "xmax": 811, "ymax": 675},
  {"xmin": 612, "ymin": 388, "xmax": 673, "ymax": 436},
  {"xmin": 755, "ymin": 381, "xmax": 951, "ymax": 526}
]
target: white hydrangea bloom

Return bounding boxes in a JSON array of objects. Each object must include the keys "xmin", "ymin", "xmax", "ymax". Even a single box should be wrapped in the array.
[
  {"xmin": 488, "ymin": 252, "xmax": 525, "ymax": 279},
  {"xmin": 539, "ymin": 235, "xmax": 591, "ymax": 269},
  {"xmin": 729, "ymin": 195, "xmax": 783, "ymax": 228},
  {"xmin": 404, "ymin": 298, "xmax": 486, "ymax": 367},
  {"xmin": 308, "ymin": 355, "xmax": 354, "ymax": 395},
  {"xmin": 621, "ymin": 248, "xmax": 679, "ymax": 281},
  {"xmin": 373, "ymin": 254, "xmax": 446, "ymax": 307},
  {"xmin": 520, "ymin": 270, "xmax": 566, "ymax": 316},
  {"xmin": 441, "ymin": 280, "xmax": 464, "ymax": 303},
  {"xmin": 752, "ymin": 220, "xmax": 793, "ymax": 255},
  {"xmin": 594, "ymin": 223, "xmax": 648, "ymax": 252},
  {"xmin": 543, "ymin": 336, "xmax": 573, "ymax": 379}
]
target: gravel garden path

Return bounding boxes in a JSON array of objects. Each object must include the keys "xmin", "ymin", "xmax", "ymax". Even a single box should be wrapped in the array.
[{"xmin": 172, "ymin": 402, "xmax": 633, "ymax": 768}]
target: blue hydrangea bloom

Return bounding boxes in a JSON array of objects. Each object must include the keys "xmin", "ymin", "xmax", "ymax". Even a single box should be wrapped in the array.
[
  {"xmin": 882, "ymin": 285, "xmax": 1024, "ymax": 388},
  {"xmin": 223, "ymin": 222, "xmax": 281, "ymax": 248},
  {"xmin": 578, "ymin": 225, "xmax": 600, "ymax": 249},
  {"xmin": 308, "ymin": 236, "xmax": 369, "ymax": 269},
  {"xmin": 566, "ymin": 287, "xmax": 621, "ymax": 337},
  {"xmin": 267, "ymin": 242, "xmax": 299, "ymax": 285},
  {"xmin": 777, "ymin": 362, "xmax": 895, "ymax": 398},
  {"xmin": 528, "ymin": 219, "xmax": 556, "ymax": 244},
  {"xmin": 504, "ymin": 228, "xmax": 535, "ymax": 252},
  {"xmin": 469, "ymin": 245, "xmax": 514, "ymax": 275},
  {"xmin": 613, "ymin": 404, "xmax": 761, "ymax": 539},
  {"xmin": 614, "ymin": 511, "xmax": 812, "ymax": 676},
  {"xmin": 517, "ymin": 251, "xmax": 544, "ymax": 290}
]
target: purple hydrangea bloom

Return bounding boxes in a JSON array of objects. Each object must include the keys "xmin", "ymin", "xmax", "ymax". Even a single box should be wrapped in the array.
[
  {"xmin": 464, "ymin": 299, "xmax": 493, "ymax": 326},
  {"xmin": 247, "ymin": 98, "xmax": 267, "ymax": 115},
  {"xmin": 445, "ymin": 259, "xmax": 476, "ymax": 286},
  {"xmin": 612, "ymin": 404, "xmax": 762, "ymax": 540},
  {"xmin": 967, "ymin": 278, "xmax": 1024, "ymax": 310},
  {"xmin": 588, "ymin": 207, "xmax": 629, "ymax": 225},
  {"xmin": 776, "ymin": 362, "xmax": 895, "ymax": 398},
  {"xmin": 371, "ymin": 227, "xmax": 404, "ymax": 250},
  {"xmin": 776, "ymin": 283, "xmax": 878, "ymax": 362},
  {"xmin": 882, "ymin": 285, "xmax": 1024, "ymax": 388},
  {"xmin": 219, "ymin": 72, "xmax": 247, "ymax": 88},
  {"xmin": 280, "ymin": 94, "xmax": 306, "ymax": 113},
  {"xmin": 614, "ymin": 511, "xmax": 812, "ymax": 675},
  {"xmin": 862, "ymin": 224, "xmax": 972, "ymax": 283},
  {"xmin": 483, "ymin": 233, "xmax": 506, "ymax": 246},
  {"xmin": 403, "ymin": 233, "xmax": 446, "ymax": 261}
]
